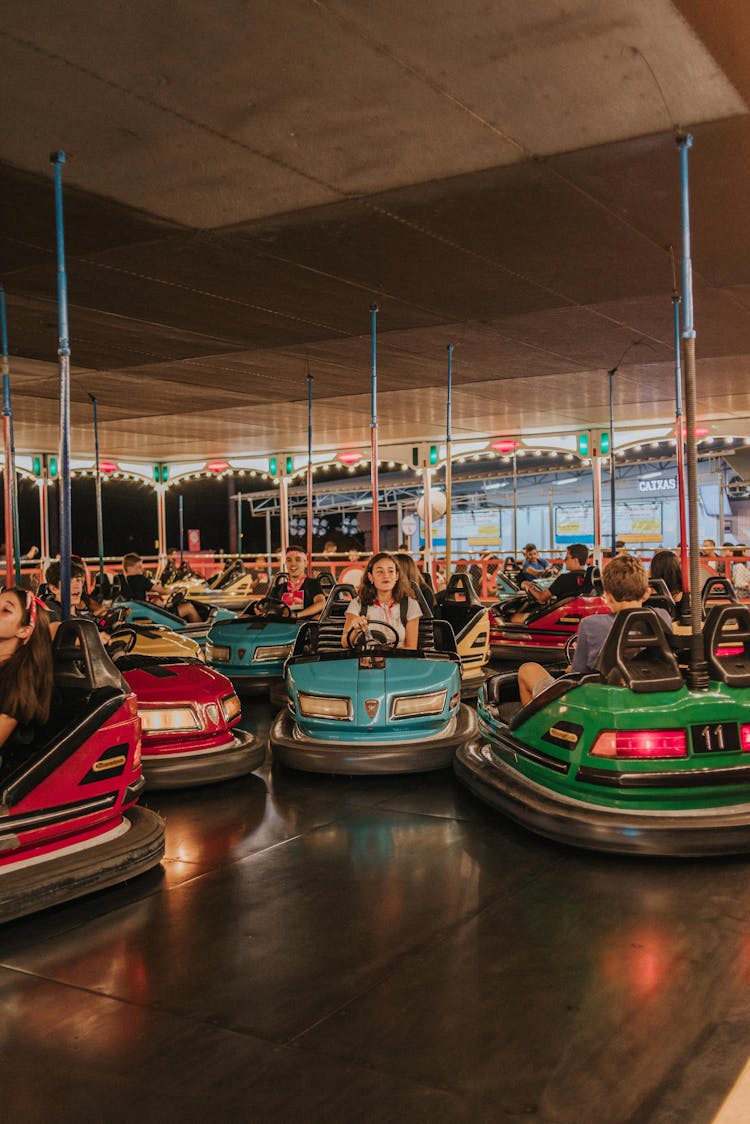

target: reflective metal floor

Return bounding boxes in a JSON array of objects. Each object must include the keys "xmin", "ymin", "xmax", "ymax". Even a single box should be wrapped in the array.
[{"xmin": 2, "ymin": 699, "xmax": 750, "ymax": 1123}]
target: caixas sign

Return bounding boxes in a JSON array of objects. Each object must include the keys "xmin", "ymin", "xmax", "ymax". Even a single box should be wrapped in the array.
[{"xmin": 638, "ymin": 477, "xmax": 677, "ymax": 493}]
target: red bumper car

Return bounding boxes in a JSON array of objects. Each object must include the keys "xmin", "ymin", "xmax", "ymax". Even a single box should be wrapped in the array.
[
  {"xmin": 0, "ymin": 619, "xmax": 165, "ymax": 924},
  {"xmin": 489, "ymin": 589, "xmax": 610, "ymax": 663},
  {"xmin": 114, "ymin": 653, "xmax": 265, "ymax": 788}
]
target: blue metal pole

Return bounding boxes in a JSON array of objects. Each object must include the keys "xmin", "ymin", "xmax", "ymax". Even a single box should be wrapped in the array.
[
  {"xmin": 370, "ymin": 305, "xmax": 380, "ymax": 553},
  {"xmin": 676, "ymin": 133, "xmax": 708, "ymax": 688},
  {"xmin": 51, "ymin": 151, "xmax": 71, "ymax": 618}
]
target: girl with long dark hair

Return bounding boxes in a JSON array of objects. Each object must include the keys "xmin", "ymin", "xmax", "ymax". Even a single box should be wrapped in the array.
[
  {"xmin": 0, "ymin": 587, "xmax": 54, "ymax": 747},
  {"xmin": 342, "ymin": 552, "xmax": 422, "ymax": 649}
]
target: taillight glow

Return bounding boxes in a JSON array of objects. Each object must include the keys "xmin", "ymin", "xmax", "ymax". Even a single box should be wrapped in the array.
[
  {"xmin": 591, "ymin": 729, "xmax": 687, "ymax": 759},
  {"xmin": 741, "ymin": 725, "xmax": 750, "ymax": 753},
  {"xmin": 717, "ymin": 645, "xmax": 744, "ymax": 657},
  {"xmin": 491, "ymin": 439, "xmax": 519, "ymax": 453}
]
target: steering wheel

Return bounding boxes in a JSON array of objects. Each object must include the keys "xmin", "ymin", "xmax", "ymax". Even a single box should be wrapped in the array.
[
  {"xmin": 564, "ymin": 633, "xmax": 578, "ymax": 664},
  {"xmin": 107, "ymin": 627, "xmax": 137, "ymax": 659},
  {"xmin": 99, "ymin": 606, "xmax": 131, "ymax": 632},
  {"xmin": 164, "ymin": 589, "xmax": 186, "ymax": 612},
  {"xmin": 246, "ymin": 598, "xmax": 295, "ymax": 621},
  {"xmin": 346, "ymin": 621, "xmax": 400, "ymax": 650}
]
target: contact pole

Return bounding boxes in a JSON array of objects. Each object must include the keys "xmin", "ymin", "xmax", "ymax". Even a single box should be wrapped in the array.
[
  {"xmin": 608, "ymin": 368, "xmax": 616, "ymax": 555},
  {"xmin": 1, "ymin": 286, "xmax": 15, "ymax": 584},
  {"xmin": 1, "ymin": 288, "xmax": 21, "ymax": 584},
  {"xmin": 237, "ymin": 493, "xmax": 243, "ymax": 559},
  {"xmin": 178, "ymin": 494, "xmax": 184, "ymax": 566},
  {"xmin": 51, "ymin": 151, "xmax": 71, "ymax": 618},
  {"xmin": 672, "ymin": 287, "xmax": 689, "ymax": 598},
  {"xmin": 370, "ymin": 305, "xmax": 380, "ymax": 553},
  {"xmin": 445, "ymin": 344, "xmax": 453, "ymax": 579},
  {"xmin": 512, "ymin": 449, "xmax": 518, "ymax": 558},
  {"xmin": 677, "ymin": 133, "xmax": 709, "ymax": 689},
  {"xmin": 88, "ymin": 394, "xmax": 105, "ymax": 592},
  {"xmin": 279, "ymin": 473, "xmax": 289, "ymax": 567},
  {"xmin": 306, "ymin": 371, "xmax": 313, "ymax": 569}
]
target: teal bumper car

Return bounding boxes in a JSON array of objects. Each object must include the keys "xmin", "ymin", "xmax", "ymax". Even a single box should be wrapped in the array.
[
  {"xmin": 112, "ymin": 599, "xmax": 237, "ymax": 646},
  {"xmin": 270, "ymin": 586, "xmax": 476, "ymax": 774},
  {"xmin": 456, "ymin": 604, "xmax": 750, "ymax": 856},
  {"xmin": 204, "ymin": 573, "xmax": 306, "ymax": 693}
]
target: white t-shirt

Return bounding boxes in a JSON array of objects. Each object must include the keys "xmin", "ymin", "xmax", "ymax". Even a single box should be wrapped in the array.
[{"xmin": 346, "ymin": 596, "xmax": 421, "ymax": 647}]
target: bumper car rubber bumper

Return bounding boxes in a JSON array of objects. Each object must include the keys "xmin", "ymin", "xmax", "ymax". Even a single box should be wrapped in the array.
[
  {"xmin": 142, "ymin": 727, "xmax": 266, "ymax": 789},
  {"xmin": 455, "ymin": 737, "xmax": 750, "ymax": 857},
  {"xmin": 0, "ymin": 805, "xmax": 165, "ymax": 924},
  {"xmin": 270, "ymin": 704, "xmax": 477, "ymax": 775}
]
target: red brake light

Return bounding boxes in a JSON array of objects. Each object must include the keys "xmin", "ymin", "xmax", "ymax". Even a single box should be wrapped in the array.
[
  {"xmin": 741, "ymin": 726, "xmax": 750, "ymax": 753},
  {"xmin": 591, "ymin": 730, "xmax": 687, "ymax": 759}
]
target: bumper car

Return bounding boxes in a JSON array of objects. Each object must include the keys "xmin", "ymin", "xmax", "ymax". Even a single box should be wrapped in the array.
[
  {"xmin": 489, "ymin": 569, "xmax": 609, "ymax": 663},
  {"xmin": 434, "ymin": 573, "xmax": 492, "ymax": 697},
  {"xmin": 270, "ymin": 585, "xmax": 477, "ymax": 774},
  {"xmin": 456, "ymin": 604, "xmax": 750, "ymax": 856},
  {"xmin": 0, "ymin": 619, "xmax": 165, "ymax": 923},
  {"xmin": 109, "ymin": 617, "xmax": 204, "ymax": 662},
  {"xmin": 205, "ymin": 572, "xmax": 309, "ymax": 694},
  {"xmin": 111, "ymin": 649, "xmax": 264, "ymax": 789},
  {"xmin": 110, "ymin": 598, "xmax": 237, "ymax": 646}
]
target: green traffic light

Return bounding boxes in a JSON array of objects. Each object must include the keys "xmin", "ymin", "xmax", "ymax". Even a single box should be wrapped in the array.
[
  {"xmin": 269, "ymin": 456, "xmax": 278, "ymax": 476},
  {"xmin": 429, "ymin": 444, "xmax": 438, "ymax": 466},
  {"xmin": 48, "ymin": 456, "xmax": 58, "ymax": 478},
  {"xmin": 577, "ymin": 432, "xmax": 589, "ymax": 457},
  {"xmin": 285, "ymin": 455, "xmax": 294, "ymax": 475},
  {"xmin": 600, "ymin": 431, "xmax": 610, "ymax": 456}
]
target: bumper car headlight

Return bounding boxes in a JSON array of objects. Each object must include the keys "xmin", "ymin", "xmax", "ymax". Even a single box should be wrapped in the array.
[
  {"xmin": 140, "ymin": 706, "xmax": 200, "ymax": 733},
  {"xmin": 253, "ymin": 644, "xmax": 292, "ymax": 661},
  {"xmin": 207, "ymin": 642, "xmax": 230, "ymax": 661},
  {"xmin": 298, "ymin": 693, "xmax": 353, "ymax": 720},
  {"xmin": 391, "ymin": 690, "xmax": 447, "ymax": 719},
  {"xmin": 221, "ymin": 693, "xmax": 242, "ymax": 722}
]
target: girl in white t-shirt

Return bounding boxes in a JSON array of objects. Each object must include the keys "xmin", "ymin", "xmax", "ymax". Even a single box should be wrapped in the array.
[{"xmin": 342, "ymin": 552, "xmax": 421, "ymax": 649}]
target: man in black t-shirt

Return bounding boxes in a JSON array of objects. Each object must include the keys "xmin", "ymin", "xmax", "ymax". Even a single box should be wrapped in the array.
[
  {"xmin": 279, "ymin": 547, "xmax": 326, "ymax": 619},
  {"xmin": 515, "ymin": 543, "xmax": 590, "ymax": 616},
  {"xmin": 115, "ymin": 553, "xmax": 167, "ymax": 603}
]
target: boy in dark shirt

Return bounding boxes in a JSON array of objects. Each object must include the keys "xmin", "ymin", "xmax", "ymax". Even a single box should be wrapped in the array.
[
  {"xmin": 518, "ymin": 554, "xmax": 672, "ymax": 705},
  {"xmin": 116, "ymin": 553, "xmax": 167, "ymax": 603},
  {"xmin": 511, "ymin": 543, "xmax": 589, "ymax": 622}
]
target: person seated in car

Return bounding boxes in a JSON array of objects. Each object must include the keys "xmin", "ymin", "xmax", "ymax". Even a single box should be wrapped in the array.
[
  {"xmin": 159, "ymin": 548, "xmax": 185, "ymax": 585},
  {"xmin": 264, "ymin": 546, "xmax": 325, "ymax": 620},
  {"xmin": 519, "ymin": 543, "xmax": 551, "ymax": 582},
  {"xmin": 512, "ymin": 542, "xmax": 590, "ymax": 621},
  {"xmin": 648, "ymin": 550, "xmax": 684, "ymax": 609},
  {"xmin": 115, "ymin": 553, "xmax": 167, "ymax": 604},
  {"xmin": 518, "ymin": 554, "xmax": 672, "ymax": 705},
  {"xmin": 42, "ymin": 561, "xmax": 114, "ymax": 642},
  {"xmin": 394, "ymin": 552, "xmax": 436, "ymax": 611},
  {"xmin": 0, "ymin": 587, "xmax": 53, "ymax": 751},
  {"xmin": 342, "ymin": 552, "xmax": 422, "ymax": 650}
]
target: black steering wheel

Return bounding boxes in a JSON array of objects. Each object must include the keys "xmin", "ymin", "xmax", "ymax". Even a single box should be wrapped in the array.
[
  {"xmin": 346, "ymin": 621, "xmax": 400, "ymax": 650},
  {"xmin": 107, "ymin": 627, "xmax": 138, "ymax": 659},
  {"xmin": 246, "ymin": 597, "xmax": 295, "ymax": 621},
  {"xmin": 164, "ymin": 589, "xmax": 186, "ymax": 612}
]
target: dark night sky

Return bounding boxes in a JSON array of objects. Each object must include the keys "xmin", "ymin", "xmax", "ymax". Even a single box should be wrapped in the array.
[{"xmin": 12, "ymin": 474, "xmax": 357, "ymax": 559}]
